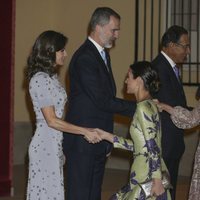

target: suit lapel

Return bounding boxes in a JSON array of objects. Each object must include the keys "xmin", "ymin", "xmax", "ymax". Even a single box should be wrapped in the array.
[
  {"xmin": 161, "ymin": 54, "xmax": 187, "ymax": 105},
  {"xmin": 86, "ymin": 40, "xmax": 116, "ymax": 95},
  {"xmin": 105, "ymin": 50, "xmax": 116, "ymax": 95}
]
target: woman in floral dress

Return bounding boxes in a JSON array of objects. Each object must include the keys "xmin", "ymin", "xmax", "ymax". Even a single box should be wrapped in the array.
[
  {"xmin": 156, "ymin": 86, "xmax": 200, "ymax": 200},
  {"xmin": 26, "ymin": 30, "xmax": 101, "ymax": 200},
  {"xmin": 96, "ymin": 61, "xmax": 171, "ymax": 200}
]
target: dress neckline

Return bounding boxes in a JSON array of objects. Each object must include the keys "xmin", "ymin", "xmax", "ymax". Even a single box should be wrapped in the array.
[{"xmin": 137, "ymin": 99, "xmax": 152, "ymax": 104}]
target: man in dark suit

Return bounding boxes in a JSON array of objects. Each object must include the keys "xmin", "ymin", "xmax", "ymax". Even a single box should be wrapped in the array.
[
  {"xmin": 63, "ymin": 7, "xmax": 136, "ymax": 200},
  {"xmin": 152, "ymin": 25, "xmax": 190, "ymax": 200}
]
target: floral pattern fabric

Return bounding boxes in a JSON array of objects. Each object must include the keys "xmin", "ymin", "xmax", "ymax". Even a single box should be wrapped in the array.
[
  {"xmin": 170, "ymin": 103, "xmax": 200, "ymax": 129},
  {"xmin": 188, "ymin": 141, "xmax": 200, "ymax": 200},
  {"xmin": 111, "ymin": 100, "xmax": 171, "ymax": 200},
  {"xmin": 26, "ymin": 72, "xmax": 67, "ymax": 200},
  {"xmin": 170, "ymin": 102, "xmax": 200, "ymax": 200}
]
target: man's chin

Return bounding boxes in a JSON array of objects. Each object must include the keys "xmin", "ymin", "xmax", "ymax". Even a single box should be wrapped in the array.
[{"xmin": 105, "ymin": 44, "xmax": 113, "ymax": 48}]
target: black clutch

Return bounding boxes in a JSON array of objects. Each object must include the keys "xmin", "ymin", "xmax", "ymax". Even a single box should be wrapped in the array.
[{"xmin": 139, "ymin": 171, "xmax": 173, "ymax": 199}]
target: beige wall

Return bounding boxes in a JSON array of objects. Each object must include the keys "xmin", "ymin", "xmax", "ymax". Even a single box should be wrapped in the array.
[
  {"xmin": 15, "ymin": 0, "xmax": 135, "ymax": 122},
  {"xmin": 14, "ymin": 0, "xmax": 199, "ymax": 176},
  {"xmin": 15, "ymin": 0, "xmax": 198, "ymax": 122},
  {"xmin": 15, "ymin": 0, "xmax": 199, "ymax": 122}
]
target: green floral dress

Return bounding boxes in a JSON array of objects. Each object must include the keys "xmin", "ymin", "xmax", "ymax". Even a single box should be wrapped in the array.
[{"xmin": 111, "ymin": 100, "xmax": 171, "ymax": 200}]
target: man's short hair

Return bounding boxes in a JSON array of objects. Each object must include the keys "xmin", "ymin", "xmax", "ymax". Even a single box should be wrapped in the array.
[
  {"xmin": 161, "ymin": 25, "xmax": 188, "ymax": 47},
  {"xmin": 89, "ymin": 7, "xmax": 120, "ymax": 32}
]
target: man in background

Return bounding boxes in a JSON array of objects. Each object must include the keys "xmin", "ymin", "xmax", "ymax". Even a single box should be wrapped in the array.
[{"xmin": 152, "ymin": 25, "xmax": 190, "ymax": 200}]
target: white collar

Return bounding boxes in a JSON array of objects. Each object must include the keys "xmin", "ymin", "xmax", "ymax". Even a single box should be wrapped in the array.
[
  {"xmin": 88, "ymin": 36, "xmax": 104, "ymax": 53},
  {"xmin": 161, "ymin": 51, "xmax": 176, "ymax": 68}
]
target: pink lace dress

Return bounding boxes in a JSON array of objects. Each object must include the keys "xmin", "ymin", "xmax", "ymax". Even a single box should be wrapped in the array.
[{"xmin": 170, "ymin": 103, "xmax": 200, "ymax": 200}]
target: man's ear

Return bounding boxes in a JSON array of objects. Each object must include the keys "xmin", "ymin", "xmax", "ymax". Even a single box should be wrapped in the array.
[
  {"xmin": 168, "ymin": 42, "xmax": 174, "ymax": 48},
  {"xmin": 96, "ymin": 24, "xmax": 102, "ymax": 32}
]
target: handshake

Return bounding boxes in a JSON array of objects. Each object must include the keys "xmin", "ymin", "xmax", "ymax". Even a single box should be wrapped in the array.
[{"xmin": 83, "ymin": 128, "xmax": 114, "ymax": 144}]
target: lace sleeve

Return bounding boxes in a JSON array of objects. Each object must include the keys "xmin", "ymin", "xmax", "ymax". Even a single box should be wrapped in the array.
[{"xmin": 170, "ymin": 103, "xmax": 200, "ymax": 129}]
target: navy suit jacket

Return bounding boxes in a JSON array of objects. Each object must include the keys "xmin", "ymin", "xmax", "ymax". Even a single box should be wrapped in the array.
[
  {"xmin": 63, "ymin": 39, "xmax": 135, "ymax": 155},
  {"xmin": 152, "ymin": 53, "xmax": 187, "ymax": 159}
]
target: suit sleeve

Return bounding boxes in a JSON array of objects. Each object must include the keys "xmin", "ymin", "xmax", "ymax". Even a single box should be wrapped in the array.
[{"xmin": 74, "ymin": 53, "xmax": 136, "ymax": 117}]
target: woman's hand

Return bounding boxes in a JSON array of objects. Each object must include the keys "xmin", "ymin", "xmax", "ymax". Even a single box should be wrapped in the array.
[
  {"xmin": 95, "ymin": 128, "xmax": 114, "ymax": 143},
  {"xmin": 83, "ymin": 128, "xmax": 102, "ymax": 144},
  {"xmin": 153, "ymin": 99, "xmax": 174, "ymax": 114},
  {"xmin": 153, "ymin": 99, "xmax": 163, "ymax": 112},
  {"xmin": 158, "ymin": 102, "xmax": 174, "ymax": 114},
  {"xmin": 95, "ymin": 128, "xmax": 108, "ymax": 140},
  {"xmin": 150, "ymin": 178, "xmax": 165, "ymax": 197}
]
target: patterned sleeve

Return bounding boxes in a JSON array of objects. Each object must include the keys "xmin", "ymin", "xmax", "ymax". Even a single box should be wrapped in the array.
[
  {"xmin": 137, "ymin": 102, "xmax": 162, "ymax": 179},
  {"xmin": 170, "ymin": 103, "xmax": 200, "ymax": 129},
  {"xmin": 113, "ymin": 135, "xmax": 134, "ymax": 151},
  {"xmin": 30, "ymin": 73, "xmax": 54, "ymax": 108}
]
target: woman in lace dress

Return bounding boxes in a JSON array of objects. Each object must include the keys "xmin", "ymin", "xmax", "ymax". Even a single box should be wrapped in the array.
[
  {"xmin": 96, "ymin": 61, "xmax": 171, "ymax": 200},
  {"xmin": 26, "ymin": 31, "xmax": 101, "ymax": 200},
  {"xmin": 156, "ymin": 87, "xmax": 200, "ymax": 200}
]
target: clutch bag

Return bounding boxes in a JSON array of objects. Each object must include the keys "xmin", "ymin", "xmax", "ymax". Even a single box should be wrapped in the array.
[{"xmin": 139, "ymin": 171, "xmax": 173, "ymax": 199}]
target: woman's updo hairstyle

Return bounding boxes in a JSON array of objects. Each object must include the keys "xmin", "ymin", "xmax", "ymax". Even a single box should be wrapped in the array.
[{"xmin": 130, "ymin": 61, "xmax": 160, "ymax": 96}]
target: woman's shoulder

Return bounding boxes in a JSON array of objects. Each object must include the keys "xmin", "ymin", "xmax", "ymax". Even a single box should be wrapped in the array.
[
  {"xmin": 137, "ymin": 99, "xmax": 156, "ymax": 109},
  {"xmin": 30, "ymin": 72, "xmax": 51, "ymax": 82},
  {"xmin": 29, "ymin": 72, "xmax": 53, "ymax": 89},
  {"xmin": 137, "ymin": 99, "xmax": 158, "ymax": 115}
]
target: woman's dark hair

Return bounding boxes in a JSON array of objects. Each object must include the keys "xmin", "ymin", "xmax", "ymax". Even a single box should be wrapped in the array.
[
  {"xmin": 130, "ymin": 61, "xmax": 160, "ymax": 96},
  {"xmin": 161, "ymin": 25, "xmax": 188, "ymax": 47},
  {"xmin": 27, "ymin": 30, "xmax": 68, "ymax": 79}
]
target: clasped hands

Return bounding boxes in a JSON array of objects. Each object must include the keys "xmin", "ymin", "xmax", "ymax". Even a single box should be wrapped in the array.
[{"xmin": 83, "ymin": 128, "xmax": 109, "ymax": 144}]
